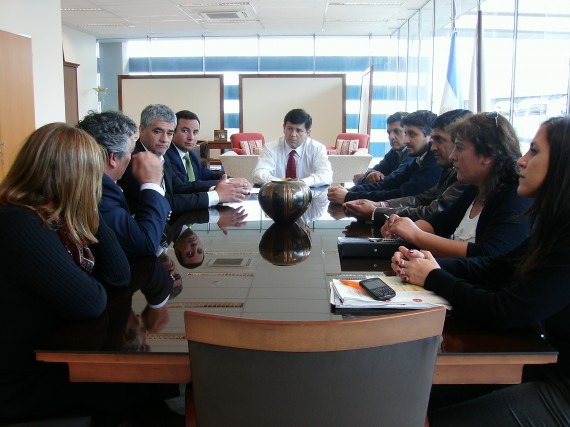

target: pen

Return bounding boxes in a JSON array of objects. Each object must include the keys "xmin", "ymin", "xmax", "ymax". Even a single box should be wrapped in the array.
[{"xmin": 384, "ymin": 214, "xmax": 390, "ymax": 220}]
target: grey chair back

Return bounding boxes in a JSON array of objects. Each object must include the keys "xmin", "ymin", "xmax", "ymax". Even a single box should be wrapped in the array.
[{"xmin": 185, "ymin": 307, "xmax": 445, "ymax": 427}]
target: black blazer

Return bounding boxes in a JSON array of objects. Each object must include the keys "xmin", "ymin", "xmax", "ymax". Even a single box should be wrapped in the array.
[
  {"xmin": 425, "ymin": 182, "xmax": 532, "ymax": 257},
  {"xmin": 100, "ymin": 173, "xmax": 170, "ymax": 258},
  {"xmin": 117, "ymin": 140, "xmax": 211, "ymax": 217}
]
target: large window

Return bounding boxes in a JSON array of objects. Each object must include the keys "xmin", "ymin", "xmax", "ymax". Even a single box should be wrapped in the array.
[{"xmin": 102, "ymin": 0, "xmax": 569, "ymax": 157}]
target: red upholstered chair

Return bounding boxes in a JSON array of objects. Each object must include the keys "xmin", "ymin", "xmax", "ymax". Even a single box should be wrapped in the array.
[
  {"xmin": 230, "ymin": 132, "xmax": 265, "ymax": 155},
  {"xmin": 327, "ymin": 132, "xmax": 370, "ymax": 154}
]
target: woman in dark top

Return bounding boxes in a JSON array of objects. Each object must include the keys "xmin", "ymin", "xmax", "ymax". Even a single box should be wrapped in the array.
[
  {"xmin": 392, "ymin": 116, "xmax": 570, "ymax": 426},
  {"xmin": 381, "ymin": 112, "xmax": 531, "ymax": 258},
  {"xmin": 0, "ymin": 124, "xmax": 179, "ymax": 425}
]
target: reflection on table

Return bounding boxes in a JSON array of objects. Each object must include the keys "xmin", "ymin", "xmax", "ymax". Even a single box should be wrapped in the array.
[{"xmin": 36, "ymin": 190, "xmax": 558, "ymax": 385}]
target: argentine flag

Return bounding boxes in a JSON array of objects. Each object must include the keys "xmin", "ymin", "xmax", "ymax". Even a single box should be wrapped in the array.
[{"xmin": 440, "ymin": 31, "xmax": 463, "ymax": 114}]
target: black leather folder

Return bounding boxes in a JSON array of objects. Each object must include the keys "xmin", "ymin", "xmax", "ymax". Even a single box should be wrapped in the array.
[{"xmin": 337, "ymin": 237, "xmax": 415, "ymax": 259}]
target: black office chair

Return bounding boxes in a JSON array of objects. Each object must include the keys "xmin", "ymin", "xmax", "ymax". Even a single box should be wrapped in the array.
[{"xmin": 184, "ymin": 307, "xmax": 445, "ymax": 427}]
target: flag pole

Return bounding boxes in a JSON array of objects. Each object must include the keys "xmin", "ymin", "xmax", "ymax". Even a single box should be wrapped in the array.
[
  {"xmin": 476, "ymin": 0, "xmax": 482, "ymax": 112},
  {"xmin": 451, "ymin": 0, "xmax": 456, "ymax": 31},
  {"xmin": 567, "ymin": 59, "xmax": 570, "ymax": 115}
]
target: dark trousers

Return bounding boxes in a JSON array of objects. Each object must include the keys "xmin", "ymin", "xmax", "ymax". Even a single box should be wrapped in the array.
[{"xmin": 429, "ymin": 379, "xmax": 570, "ymax": 427}]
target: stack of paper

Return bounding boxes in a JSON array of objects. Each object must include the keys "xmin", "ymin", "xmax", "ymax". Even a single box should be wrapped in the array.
[{"xmin": 330, "ymin": 275, "xmax": 451, "ymax": 311}]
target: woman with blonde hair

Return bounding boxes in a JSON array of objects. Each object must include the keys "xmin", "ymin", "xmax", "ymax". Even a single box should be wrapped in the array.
[{"xmin": 0, "ymin": 124, "xmax": 179, "ymax": 425}]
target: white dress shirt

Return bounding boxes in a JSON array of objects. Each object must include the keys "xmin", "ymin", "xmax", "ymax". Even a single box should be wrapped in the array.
[{"xmin": 252, "ymin": 136, "xmax": 333, "ymax": 187}]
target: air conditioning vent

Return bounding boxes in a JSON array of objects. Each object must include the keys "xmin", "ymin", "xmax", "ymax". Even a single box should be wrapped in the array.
[{"xmin": 199, "ymin": 11, "xmax": 249, "ymax": 20}]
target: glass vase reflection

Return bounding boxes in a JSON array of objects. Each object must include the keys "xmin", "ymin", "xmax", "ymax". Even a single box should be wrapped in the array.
[{"xmin": 259, "ymin": 222, "xmax": 312, "ymax": 266}]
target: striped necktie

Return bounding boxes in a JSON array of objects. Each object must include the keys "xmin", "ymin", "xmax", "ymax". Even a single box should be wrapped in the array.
[{"xmin": 183, "ymin": 153, "xmax": 196, "ymax": 182}]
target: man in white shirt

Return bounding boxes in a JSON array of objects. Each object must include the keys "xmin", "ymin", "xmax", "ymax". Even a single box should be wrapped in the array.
[{"xmin": 253, "ymin": 108, "xmax": 333, "ymax": 187}]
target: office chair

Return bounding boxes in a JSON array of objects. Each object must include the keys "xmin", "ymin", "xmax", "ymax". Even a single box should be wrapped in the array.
[
  {"xmin": 229, "ymin": 132, "xmax": 265, "ymax": 154},
  {"xmin": 184, "ymin": 306, "xmax": 445, "ymax": 427}
]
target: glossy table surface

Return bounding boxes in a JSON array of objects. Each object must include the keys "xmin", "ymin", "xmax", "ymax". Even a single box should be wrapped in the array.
[{"xmin": 36, "ymin": 188, "xmax": 558, "ymax": 385}]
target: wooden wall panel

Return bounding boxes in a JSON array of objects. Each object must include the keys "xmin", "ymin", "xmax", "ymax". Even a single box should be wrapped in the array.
[
  {"xmin": 239, "ymin": 74, "xmax": 346, "ymax": 147},
  {"xmin": 64, "ymin": 61, "xmax": 79, "ymax": 125},
  {"xmin": 118, "ymin": 75, "xmax": 224, "ymax": 140},
  {"xmin": 0, "ymin": 30, "xmax": 36, "ymax": 180}
]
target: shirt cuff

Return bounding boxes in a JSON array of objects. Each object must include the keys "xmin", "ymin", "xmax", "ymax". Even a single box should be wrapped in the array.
[
  {"xmin": 301, "ymin": 177, "xmax": 315, "ymax": 187},
  {"xmin": 148, "ymin": 295, "xmax": 169, "ymax": 309},
  {"xmin": 140, "ymin": 182, "xmax": 165, "ymax": 196},
  {"xmin": 208, "ymin": 208, "xmax": 220, "ymax": 223},
  {"xmin": 207, "ymin": 190, "xmax": 220, "ymax": 206}
]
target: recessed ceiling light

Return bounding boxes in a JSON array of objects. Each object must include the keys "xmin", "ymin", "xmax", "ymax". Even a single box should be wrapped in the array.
[
  {"xmin": 61, "ymin": 8, "xmax": 103, "ymax": 12},
  {"xmin": 77, "ymin": 23, "xmax": 134, "ymax": 27},
  {"xmin": 178, "ymin": 2, "xmax": 250, "ymax": 7},
  {"xmin": 201, "ymin": 19, "xmax": 259, "ymax": 23},
  {"xmin": 328, "ymin": 2, "xmax": 404, "ymax": 5},
  {"xmin": 326, "ymin": 18, "xmax": 389, "ymax": 22}
]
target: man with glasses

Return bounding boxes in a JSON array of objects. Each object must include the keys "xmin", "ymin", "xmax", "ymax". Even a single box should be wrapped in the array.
[{"xmin": 252, "ymin": 108, "xmax": 333, "ymax": 187}]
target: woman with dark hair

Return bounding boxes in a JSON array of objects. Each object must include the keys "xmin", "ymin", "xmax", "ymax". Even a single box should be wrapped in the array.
[
  {"xmin": 382, "ymin": 112, "xmax": 531, "ymax": 257},
  {"xmin": 392, "ymin": 116, "xmax": 570, "ymax": 426}
]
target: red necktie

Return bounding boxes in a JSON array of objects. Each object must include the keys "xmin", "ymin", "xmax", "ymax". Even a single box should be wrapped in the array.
[{"xmin": 286, "ymin": 150, "xmax": 297, "ymax": 178}]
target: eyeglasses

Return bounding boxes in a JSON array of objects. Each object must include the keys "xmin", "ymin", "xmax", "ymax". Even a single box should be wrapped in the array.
[{"xmin": 485, "ymin": 111, "xmax": 499, "ymax": 129}]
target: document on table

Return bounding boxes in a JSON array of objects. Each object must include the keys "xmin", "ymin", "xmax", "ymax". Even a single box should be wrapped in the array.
[{"xmin": 330, "ymin": 275, "xmax": 451, "ymax": 311}]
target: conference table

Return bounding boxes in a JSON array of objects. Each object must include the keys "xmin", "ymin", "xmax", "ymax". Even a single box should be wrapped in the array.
[{"xmin": 36, "ymin": 187, "xmax": 557, "ymax": 386}]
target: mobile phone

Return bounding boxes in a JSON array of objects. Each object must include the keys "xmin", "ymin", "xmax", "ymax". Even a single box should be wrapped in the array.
[{"xmin": 359, "ymin": 278, "xmax": 396, "ymax": 301}]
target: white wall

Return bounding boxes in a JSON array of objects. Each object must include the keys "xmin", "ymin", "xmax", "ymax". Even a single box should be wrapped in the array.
[
  {"xmin": 0, "ymin": 0, "xmax": 66, "ymax": 126},
  {"xmin": 62, "ymin": 26, "xmax": 99, "ymax": 119}
]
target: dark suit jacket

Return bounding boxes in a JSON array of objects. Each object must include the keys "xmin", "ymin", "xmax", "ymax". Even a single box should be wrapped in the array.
[
  {"xmin": 164, "ymin": 209, "xmax": 210, "ymax": 246},
  {"xmin": 99, "ymin": 173, "xmax": 173, "ymax": 306},
  {"xmin": 345, "ymin": 145, "xmax": 442, "ymax": 202},
  {"xmin": 425, "ymin": 182, "xmax": 532, "ymax": 257},
  {"xmin": 358, "ymin": 148, "xmax": 411, "ymax": 184},
  {"xmin": 117, "ymin": 140, "xmax": 212, "ymax": 217},
  {"xmin": 165, "ymin": 144, "xmax": 221, "ymax": 187},
  {"xmin": 100, "ymin": 173, "xmax": 170, "ymax": 258}
]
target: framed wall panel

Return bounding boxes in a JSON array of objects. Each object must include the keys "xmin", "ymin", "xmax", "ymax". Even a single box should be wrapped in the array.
[
  {"xmin": 118, "ymin": 75, "xmax": 224, "ymax": 140},
  {"xmin": 239, "ymin": 74, "xmax": 346, "ymax": 147}
]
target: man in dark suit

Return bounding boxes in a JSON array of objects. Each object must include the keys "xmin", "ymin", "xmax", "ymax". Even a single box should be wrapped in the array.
[
  {"xmin": 166, "ymin": 110, "xmax": 223, "ymax": 187},
  {"xmin": 118, "ymin": 104, "xmax": 251, "ymax": 218},
  {"xmin": 352, "ymin": 111, "xmax": 411, "ymax": 185},
  {"xmin": 328, "ymin": 110, "xmax": 441, "ymax": 205},
  {"xmin": 164, "ymin": 206, "xmax": 248, "ymax": 268},
  {"xmin": 77, "ymin": 111, "xmax": 174, "ymax": 319}
]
